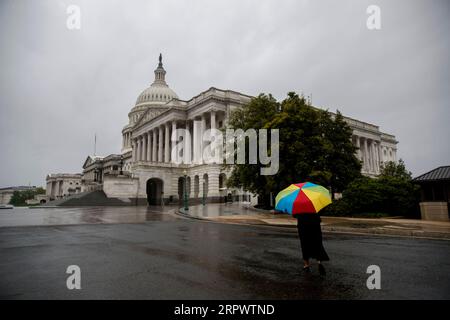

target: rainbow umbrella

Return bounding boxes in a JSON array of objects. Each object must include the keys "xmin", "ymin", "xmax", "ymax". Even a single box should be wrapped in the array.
[{"xmin": 275, "ymin": 182, "xmax": 331, "ymax": 215}]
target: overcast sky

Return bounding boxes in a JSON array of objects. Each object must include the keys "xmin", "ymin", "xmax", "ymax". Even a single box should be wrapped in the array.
[{"xmin": 0, "ymin": 0, "xmax": 449, "ymax": 188}]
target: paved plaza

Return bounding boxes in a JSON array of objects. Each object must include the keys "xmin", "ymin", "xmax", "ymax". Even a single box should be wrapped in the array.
[{"xmin": 0, "ymin": 206, "xmax": 449, "ymax": 299}]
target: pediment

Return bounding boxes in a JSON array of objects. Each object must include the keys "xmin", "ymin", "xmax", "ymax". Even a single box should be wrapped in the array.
[
  {"xmin": 134, "ymin": 107, "xmax": 169, "ymax": 127},
  {"xmin": 82, "ymin": 156, "xmax": 93, "ymax": 169}
]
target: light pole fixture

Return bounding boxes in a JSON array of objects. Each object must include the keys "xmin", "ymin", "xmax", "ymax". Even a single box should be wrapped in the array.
[{"xmin": 183, "ymin": 169, "xmax": 188, "ymax": 211}]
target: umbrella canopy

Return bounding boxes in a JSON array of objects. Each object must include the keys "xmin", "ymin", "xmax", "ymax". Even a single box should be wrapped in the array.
[{"xmin": 275, "ymin": 182, "xmax": 331, "ymax": 215}]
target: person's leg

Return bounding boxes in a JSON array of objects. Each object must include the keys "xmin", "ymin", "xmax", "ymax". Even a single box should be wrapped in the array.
[
  {"xmin": 318, "ymin": 260, "xmax": 326, "ymax": 275},
  {"xmin": 303, "ymin": 259, "xmax": 311, "ymax": 272},
  {"xmin": 303, "ymin": 259, "xmax": 310, "ymax": 267}
]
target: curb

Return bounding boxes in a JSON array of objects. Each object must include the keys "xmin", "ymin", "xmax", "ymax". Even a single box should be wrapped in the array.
[{"xmin": 177, "ymin": 208, "xmax": 450, "ymax": 241}]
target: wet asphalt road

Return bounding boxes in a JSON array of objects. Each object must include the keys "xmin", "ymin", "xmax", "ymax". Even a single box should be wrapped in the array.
[{"xmin": 0, "ymin": 208, "xmax": 449, "ymax": 299}]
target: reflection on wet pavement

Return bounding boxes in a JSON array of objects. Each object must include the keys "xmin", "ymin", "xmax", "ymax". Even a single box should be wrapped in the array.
[
  {"xmin": 182, "ymin": 203, "xmax": 261, "ymax": 218},
  {"xmin": 1, "ymin": 206, "xmax": 449, "ymax": 299},
  {"xmin": 0, "ymin": 206, "xmax": 178, "ymax": 227}
]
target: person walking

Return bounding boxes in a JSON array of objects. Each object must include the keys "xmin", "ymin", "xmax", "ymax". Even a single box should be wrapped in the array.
[
  {"xmin": 296, "ymin": 213, "xmax": 329, "ymax": 275},
  {"xmin": 275, "ymin": 182, "xmax": 332, "ymax": 276}
]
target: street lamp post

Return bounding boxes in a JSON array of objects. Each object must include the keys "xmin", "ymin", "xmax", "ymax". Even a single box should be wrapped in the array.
[
  {"xmin": 119, "ymin": 155, "xmax": 124, "ymax": 175},
  {"xmin": 183, "ymin": 169, "xmax": 189, "ymax": 211}
]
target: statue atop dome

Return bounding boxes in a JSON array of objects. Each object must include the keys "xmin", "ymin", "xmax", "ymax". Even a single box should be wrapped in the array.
[{"xmin": 132, "ymin": 54, "xmax": 179, "ymax": 107}]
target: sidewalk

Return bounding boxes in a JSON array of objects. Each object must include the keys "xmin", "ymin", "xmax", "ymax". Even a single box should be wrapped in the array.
[{"xmin": 178, "ymin": 203, "xmax": 450, "ymax": 240}]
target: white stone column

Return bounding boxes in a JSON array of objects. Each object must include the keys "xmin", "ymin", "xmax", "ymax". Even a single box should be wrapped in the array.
[
  {"xmin": 135, "ymin": 137, "xmax": 139, "ymax": 161},
  {"xmin": 355, "ymin": 136, "xmax": 361, "ymax": 161},
  {"xmin": 143, "ymin": 135, "xmax": 147, "ymax": 161},
  {"xmin": 165, "ymin": 123, "xmax": 170, "ymax": 163},
  {"xmin": 193, "ymin": 118, "xmax": 199, "ymax": 164},
  {"xmin": 152, "ymin": 129, "xmax": 157, "ymax": 161},
  {"xmin": 171, "ymin": 121, "xmax": 177, "ymax": 163},
  {"xmin": 374, "ymin": 142, "xmax": 380, "ymax": 173},
  {"xmin": 184, "ymin": 121, "xmax": 191, "ymax": 164},
  {"xmin": 378, "ymin": 143, "xmax": 382, "ymax": 171},
  {"xmin": 147, "ymin": 131, "xmax": 152, "ymax": 161},
  {"xmin": 372, "ymin": 142, "xmax": 377, "ymax": 173},
  {"xmin": 211, "ymin": 110, "xmax": 216, "ymax": 131},
  {"xmin": 372, "ymin": 141, "xmax": 377, "ymax": 173},
  {"xmin": 136, "ymin": 137, "xmax": 141, "ymax": 161},
  {"xmin": 140, "ymin": 136, "xmax": 144, "ymax": 161},
  {"xmin": 136, "ymin": 137, "xmax": 140, "ymax": 161},
  {"xmin": 200, "ymin": 114, "xmax": 206, "ymax": 163},
  {"xmin": 363, "ymin": 138, "xmax": 368, "ymax": 172},
  {"xmin": 370, "ymin": 141, "xmax": 375, "ymax": 173},
  {"xmin": 158, "ymin": 126, "xmax": 163, "ymax": 162}
]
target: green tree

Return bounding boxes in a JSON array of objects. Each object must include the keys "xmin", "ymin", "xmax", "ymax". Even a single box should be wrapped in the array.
[
  {"xmin": 226, "ymin": 93, "xmax": 280, "ymax": 206},
  {"xmin": 379, "ymin": 159, "xmax": 412, "ymax": 180},
  {"xmin": 227, "ymin": 92, "xmax": 361, "ymax": 207},
  {"xmin": 9, "ymin": 187, "xmax": 46, "ymax": 206},
  {"xmin": 317, "ymin": 110, "xmax": 362, "ymax": 198},
  {"xmin": 323, "ymin": 159, "xmax": 420, "ymax": 217}
]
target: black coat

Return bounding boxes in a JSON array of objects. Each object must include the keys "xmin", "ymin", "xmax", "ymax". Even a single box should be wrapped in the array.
[{"xmin": 295, "ymin": 213, "xmax": 329, "ymax": 261}]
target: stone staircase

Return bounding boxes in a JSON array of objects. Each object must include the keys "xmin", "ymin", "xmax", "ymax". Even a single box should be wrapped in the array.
[{"xmin": 42, "ymin": 190, "xmax": 138, "ymax": 207}]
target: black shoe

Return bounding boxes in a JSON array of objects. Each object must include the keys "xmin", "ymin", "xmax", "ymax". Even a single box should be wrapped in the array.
[
  {"xmin": 303, "ymin": 266, "xmax": 311, "ymax": 273},
  {"xmin": 318, "ymin": 264, "xmax": 326, "ymax": 276}
]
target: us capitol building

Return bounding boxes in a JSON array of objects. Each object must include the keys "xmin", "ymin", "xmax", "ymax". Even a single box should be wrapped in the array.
[{"xmin": 55, "ymin": 54, "xmax": 397, "ymax": 205}]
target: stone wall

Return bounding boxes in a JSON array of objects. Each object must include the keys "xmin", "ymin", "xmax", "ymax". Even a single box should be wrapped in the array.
[
  {"xmin": 419, "ymin": 202, "xmax": 449, "ymax": 221},
  {"xmin": 103, "ymin": 175, "xmax": 139, "ymax": 199}
]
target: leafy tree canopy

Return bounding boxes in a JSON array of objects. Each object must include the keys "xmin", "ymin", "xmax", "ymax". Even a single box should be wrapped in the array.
[
  {"xmin": 227, "ymin": 92, "xmax": 361, "ymax": 207},
  {"xmin": 379, "ymin": 159, "xmax": 412, "ymax": 180}
]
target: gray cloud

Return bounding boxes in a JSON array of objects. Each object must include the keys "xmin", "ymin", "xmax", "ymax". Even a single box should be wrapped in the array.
[{"xmin": 0, "ymin": 0, "xmax": 449, "ymax": 187}]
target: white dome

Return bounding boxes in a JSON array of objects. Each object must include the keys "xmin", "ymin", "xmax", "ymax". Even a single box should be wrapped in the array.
[
  {"xmin": 134, "ymin": 54, "xmax": 178, "ymax": 107},
  {"xmin": 135, "ymin": 84, "xmax": 178, "ymax": 106}
]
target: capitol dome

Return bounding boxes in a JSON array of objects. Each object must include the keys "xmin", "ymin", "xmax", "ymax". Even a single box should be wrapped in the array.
[{"xmin": 135, "ymin": 54, "xmax": 178, "ymax": 106}]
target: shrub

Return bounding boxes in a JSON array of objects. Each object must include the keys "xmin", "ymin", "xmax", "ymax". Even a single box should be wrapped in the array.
[{"xmin": 322, "ymin": 175, "xmax": 420, "ymax": 218}]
